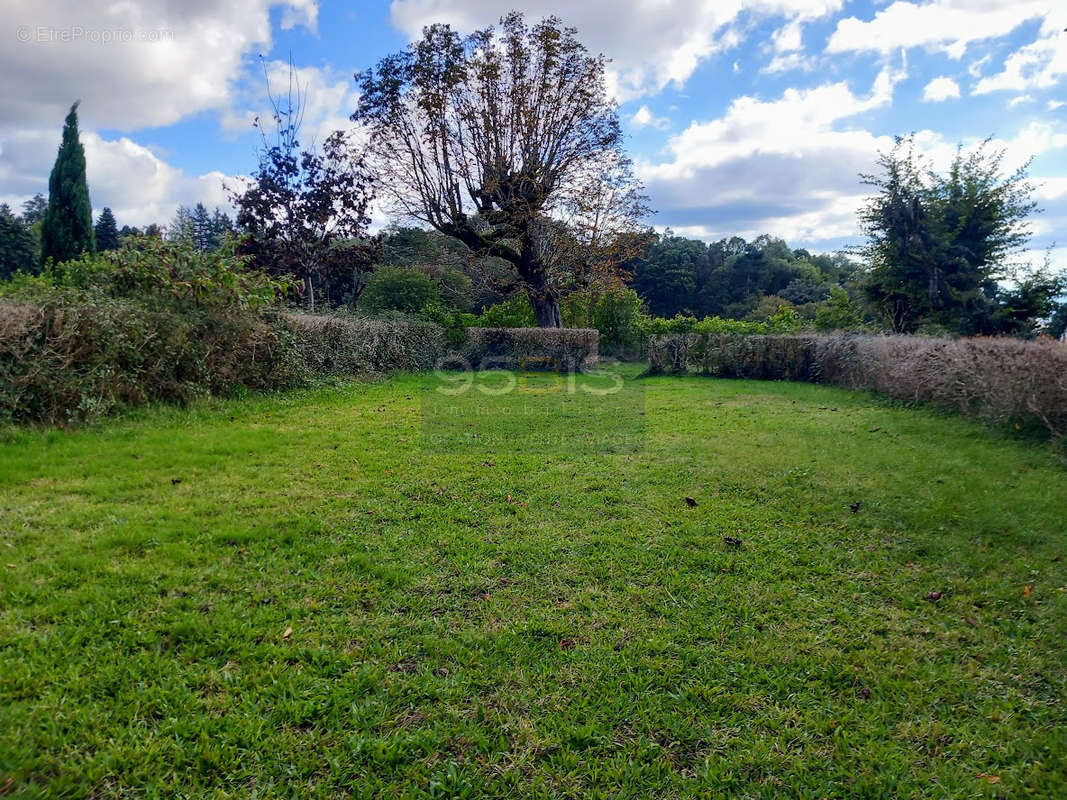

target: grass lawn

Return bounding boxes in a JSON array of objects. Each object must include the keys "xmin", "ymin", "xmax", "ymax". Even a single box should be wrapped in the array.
[{"xmin": 1, "ymin": 365, "xmax": 1065, "ymax": 798}]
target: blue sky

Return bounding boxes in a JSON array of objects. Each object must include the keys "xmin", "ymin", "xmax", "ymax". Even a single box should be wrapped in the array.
[{"xmin": 3, "ymin": 1, "xmax": 1065, "ymax": 266}]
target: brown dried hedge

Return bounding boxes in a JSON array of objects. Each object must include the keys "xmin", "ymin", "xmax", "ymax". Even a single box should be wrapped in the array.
[{"xmin": 648, "ymin": 332, "xmax": 1067, "ymax": 437}]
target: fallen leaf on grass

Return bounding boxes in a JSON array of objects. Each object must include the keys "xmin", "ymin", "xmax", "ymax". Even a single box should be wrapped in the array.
[
  {"xmin": 856, "ymin": 686, "xmax": 871, "ymax": 700},
  {"xmin": 1022, "ymin": 584, "xmax": 1033, "ymax": 598},
  {"xmin": 974, "ymin": 773, "xmax": 1000, "ymax": 784},
  {"xmin": 559, "ymin": 638, "xmax": 577, "ymax": 650},
  {"xmin": 925, "ymin": 591, "xmax": 943, "ymax": 602},
  {"xmin": 964, "ymin": 616, "xmax": 979, "ymax": 627},
  {"xmin": 282, "ymin": 627, "xmax": 292, "ymax": 641}
]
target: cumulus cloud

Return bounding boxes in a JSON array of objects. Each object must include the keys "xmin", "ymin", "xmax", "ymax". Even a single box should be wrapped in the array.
[
  {"xmin": 826, "ymin": 1, "xmax": 1055, "ymax": 59},
  {"xmin": 635, "ymin": 64, "xmax": 1067, "ymax": 253},
  {"xmin": 974, "ymin": 32, "xmax": 1067, "ymax": 96},
  {"xmin": 637, "ymin": 67, "xmax": 906, "ymax": 244},
  {"xmin": 629, "ymin": 105, "xmax": 670, "ymax": 130},
  {"xmin": 222, "ymin": 60, "xmax": 363, "ymax": 148},
  {"xmin": 921, "ymin": 76, "xmax": 960, "ymax": 102},
  {"xmin": 0, "ymin": 126, "xmax": 237, "ymax": 228},
  {"xmin": 4, "ymin": 0, "xmax": 317, "ymax": 130},
  {"xmin": 388, "ymin": 0, "xmax": 843, "ymax": 100}
]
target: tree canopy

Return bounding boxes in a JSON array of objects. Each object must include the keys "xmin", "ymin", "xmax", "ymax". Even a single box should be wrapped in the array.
[
  {"xmin": 354, "ymin": 13, "xmax": 649, "ymax": 327},
  {"xmin": 859, "ymin": 136, "xmax": 1057, "ymax": 335}
]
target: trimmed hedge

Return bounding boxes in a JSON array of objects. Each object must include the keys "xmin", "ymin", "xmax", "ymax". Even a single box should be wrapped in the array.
[
  {"xmin": 452, "ymin": 327, "xmax": 599, "ymax": 371},
  {"xmin": 648, "ymin": 332, "xmax": 1067, "ymax": 437},
  {"xmin": 0, "ymin": 302, "xmax": 447, "ymax": 426},
  {"xmin": 1, "ymin": 297, "xmax": 602, "ymax": 424},
  {"xmin": 282, "ymin": 313, "xmax": 445, "ymax": 376},
  {"xmin": 0, "ymin": 298, "xmax": 293, "ymax": 425}
]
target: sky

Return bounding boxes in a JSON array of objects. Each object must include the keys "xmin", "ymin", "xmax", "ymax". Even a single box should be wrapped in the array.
[{"xmin": 2, "ymin": 0, "xmax": 1066, "ymax": 267}]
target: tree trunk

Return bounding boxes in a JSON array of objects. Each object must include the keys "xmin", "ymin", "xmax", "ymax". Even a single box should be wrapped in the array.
[
  {"xmin": 519, "ymin": 240, "xmax": 562, "ymax": 328},
  {"xmin": 531, "ymin": 293, "xmax": 562, "ymax": 328},
  {"xmin": 304, "ymin": 274, "xmax": 315, "ymax": 313}
]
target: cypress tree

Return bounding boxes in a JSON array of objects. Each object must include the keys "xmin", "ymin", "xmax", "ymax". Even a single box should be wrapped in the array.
[
  {"xmin": 94, "ymin": 207, "xmax": 120, "ymax": 251},
  {"xmin": 41, "ymin": 102, "xmax": 95, "ymax": 266}
]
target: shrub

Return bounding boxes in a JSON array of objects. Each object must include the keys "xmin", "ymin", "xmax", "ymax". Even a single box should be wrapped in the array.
[
  {"xmin": 473, "ymin": 295, "xmax": 537, "ymax": 328},
  {"xmin": 360, "ymin": 266, "xmax": 440, "ymax": 313},
  {"xmin": 454, "ymin": 328, "xmax": 598, "ymax": 371},
  {"xmin": 647, "ymin": 332, "xmax": 1067, "ymax": 437},
  {"xmin": 44, "ymin": 236, "xmax": 290, "ymax": 311},
  {"xmin": 282, "ymin": 313, "xmax": 445, "ymax": 375},
  {"xmin": 0, "ymin": 297, "xmax": 292, "ymax": 425}
]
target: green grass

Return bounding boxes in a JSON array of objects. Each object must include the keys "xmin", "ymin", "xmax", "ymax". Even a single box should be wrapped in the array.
[{"xmin": 1, "ymin": 366, "xmax": 1065, "ymax": 798}]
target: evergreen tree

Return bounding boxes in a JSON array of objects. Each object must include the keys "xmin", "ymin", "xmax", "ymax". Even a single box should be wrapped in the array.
[
  {"xmin": 210, "ymin": 209, "xmax": 234, "ymax": 250},
  {"xmin": 169, "ymin": 205, "xmax": 195, "ymax": 243},
  {"xmin": 21, "ymin": 194, "xmax": 47, "ymax": 225},
  {"xmin": 190, "ymin": 203, "xmax": 213, "ymax": 251},
  {"xmin": 41, "ymin": 102, "xmax": 95, "ymax": 266},
  {"xmin": 94, "ymin": 207, "xmax": 121, "ymax": 251},
  {"xmin": 0, "ymin": 204, "xmax": 37, "ymax": 279}
]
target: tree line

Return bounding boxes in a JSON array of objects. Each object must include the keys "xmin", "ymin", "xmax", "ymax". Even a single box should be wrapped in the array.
[{"xmin": 2, "ymin": 13, "xmax": 1063, "ymax": 337}]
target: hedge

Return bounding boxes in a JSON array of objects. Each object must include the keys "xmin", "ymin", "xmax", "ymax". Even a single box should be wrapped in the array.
[
  {"xmin": 648, "ymin": 332, "xmax": 1067, "ymax": 438},
  {"xmin": 452, "ymin": 327, "xmax": 599, "ymax": 371},
  {"xmin": 1, "ymin": 298, "xmax": 603, "ymax": 424}
]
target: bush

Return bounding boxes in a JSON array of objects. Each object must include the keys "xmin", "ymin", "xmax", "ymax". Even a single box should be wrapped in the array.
[
  {"xmin": 473, "ymin": 295, "xmax": 537, "ymax": 328},
  {"xmin": 43, "ymin": 236, "xmax": 290, "ymax": 311},
  {"xmin": 453, "ymin": 328, "xmax": 598, "ymax": 371},
  {"xmin": 360, "ymin": 267, "xmax": 440, "ymax": 313},
  {"xmin": 282, "ymin": 313, "xmax": 445, "ymax": 375},
  {"xmin": 0, "ymin": 297, "xmax": 293, "ymax": 425},
  {"xmin": 647, "ymin": 332, "xmax": 1067, "ymax": 437}
]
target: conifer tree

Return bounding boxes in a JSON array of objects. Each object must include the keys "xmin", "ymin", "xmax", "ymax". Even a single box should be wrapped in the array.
[
  {"xmin": 41, "ymin": 102, "xmax": 95, "ymax": 265},
  {"xmin": 94, "ymin": 207, "xmax": 120, "ymax": 251}
]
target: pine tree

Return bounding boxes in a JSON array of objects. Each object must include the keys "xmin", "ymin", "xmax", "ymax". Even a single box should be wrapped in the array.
[
  {"xmin": 41, "ymin": 102, "xmax": 95, "ymax": 266},
  {"xmin": 94, "ymin": 207, "xmax": 121, "ymax": 251},
  {"xmin": 169, "ymin": 206, "xmax": 194, "ymax": 244},
  {"xmin": 190, "ymin": 203, "xmax": 213, "ymax": 251}
]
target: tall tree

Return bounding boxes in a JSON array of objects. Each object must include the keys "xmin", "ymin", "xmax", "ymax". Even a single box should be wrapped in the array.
[
  {"xmin": 234, "ymin": 59, "xmax": 377, "ymax": 311},
  {"xmin": 0, "ymin": 204, "xmax": 37, "ymax": 279},
  {"xmin": 94, "ymin": 207, "xmax": 121, "ymax": 251},
  {"xmin": 860, "ymin": 136, "xmax": 1040, "ymax": 334},
  {"xmin": 41, "ymin": 102, "xmax": 95, "ymax": 266},
  {"xmin": 354, "ymin": 13, "xmax": 649, "ymax": 327},
  {"xmin": 21, "ymin": 194, "xmax": 47, "ymax": 226}
]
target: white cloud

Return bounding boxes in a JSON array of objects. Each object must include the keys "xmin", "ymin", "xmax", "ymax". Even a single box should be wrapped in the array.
[
  {"xmin": 921, "ymin": 76, "xmax": 960, "ymax": 102},
  {"xmin": 222, "ymin": 61, "xmax": 363, "ymax": 148},
  {"xmin": 1008, "ymin": 95, "xmax": 1035, "ymax": 108},
  {"xmin": 636, "ymin": 68, "xmax": 906, "ymax": 244},
  {"xmin": 635, "ymin": 66, "xmax": 1067, "ymax": 252},
  {"xmin": 826, "ymin": 1, "xmax": 1055, "ymax": 59},
  {"xmin": 974, "ymin": 32, "xmax": 1067, "ymax": 96},
  {"xmin": 3, "ymin": 0, "xmax": 317, "ymax": 131},
  {"xmin": 1049, "ymin": 100, "xmax": 1066, "ymax": 111},
  {"xmin": 388, "ymin": 0, "xmax": 843, "ymax": 100},
  {"xmin": 0, "ymin": 127, "xmax": 236, "ymax": 228},
  {"xmin": 629, "ymin": 105, "xmax": 670, "ymax": 130}
]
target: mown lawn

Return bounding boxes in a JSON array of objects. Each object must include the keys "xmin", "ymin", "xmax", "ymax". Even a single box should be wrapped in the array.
[{"xmin": 1, "ymin": 366, "xmax": 1065, "ymax": 798}]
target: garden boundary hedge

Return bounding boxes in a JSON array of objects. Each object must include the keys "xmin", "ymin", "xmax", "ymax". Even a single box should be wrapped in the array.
[
  {"xmin": 451, "ymin": 327, "xmax": 599, "ymax": 371},
  {"xmin": 647, "ymin": 332, "xmax": 1067, "ymax": 437}
]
